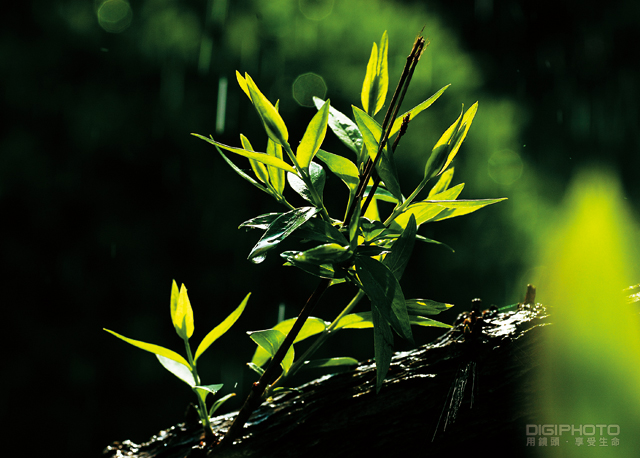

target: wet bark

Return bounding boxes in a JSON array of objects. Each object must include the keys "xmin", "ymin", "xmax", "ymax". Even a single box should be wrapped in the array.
[{"xmin": 103, "ymin": 304, "xmax": 550, "ymax": 458}]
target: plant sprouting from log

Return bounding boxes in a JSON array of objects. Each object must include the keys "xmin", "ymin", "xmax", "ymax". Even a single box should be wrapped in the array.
[
  {"xmin": 192, "ymin": 30, "xmax": 506, "ymax": 443},
  {"xmin": 104, "ymin": 280, "xmax": 251, "ymax": 440}
]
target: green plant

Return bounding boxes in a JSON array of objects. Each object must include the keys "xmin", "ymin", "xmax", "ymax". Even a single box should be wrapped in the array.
[
  {"xmin": 104, "ymin": 280, "xmax": 251, "ymax": 440},
  {"xmin": 192, "ymin": 30, "xmax": 506, "ymax": 443}
]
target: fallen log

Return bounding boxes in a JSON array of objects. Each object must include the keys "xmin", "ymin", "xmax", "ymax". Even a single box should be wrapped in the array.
[{"xmin": 103, "ymin": 300, "xmax": 550, "ymax": 457}]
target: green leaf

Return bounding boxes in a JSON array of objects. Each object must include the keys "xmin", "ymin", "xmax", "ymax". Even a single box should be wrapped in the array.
[
  {"xmin": 240, "ymin": 134, "xmax": 269, "ymax": 185},
  {"xmin": 364, "ymin": 185, "xmax": 399, "ymax": 204},
  {"xmin": 441, "ymin": 102, "xmax": 478, "ymax": 173},
  {"xmin": 267, "ymin": 139, "xmax": 286, "ymax": 195},
  {"xmin": 361, "ymin": 31, "xmax": 388, "ymax": 116},
  {"xmin": 313, "ymin": 98, "xmax": 363, "ymax": 155},
  {"xmin": 235, "ymin": 70, "xmax": 250, "ymax": 99},
  {"xmin": 194, "ymin": 292, "xmax": 251, "ymax": 361},
  {"xmin": 193, "ymin": 384, "xmax": 224, "ymax": 408},
  {"xmin": 209, "ymin": 393, "xmax": 236, "ymax": 416},
  {"xmin": 282, "ymin": 252, "xmax": 345, "ymax": 279},
  {"xmin": 297, "ymin": 99, "xmax": 330, "ymax": 170},
  {"xmin": 420, "ymin": 198, "xmax": 507, "ymax": 223},
  {"xmin": 249, "ymin": 329, "xmax": 295, "ymax": 374},
  {"xmin": 406, "ymin": 298, "xmax": 453, "ymax": 317},
  {"xmin": 360, "ymin": 218, "xmax": 387, "ymax": 242},
  {"xmin": 393, "ymin": 184, "xmax": 465, "ymax": 229},
  {"xmin": 251, "ymin": 317, "xmax": 327, "ymax": 368},
  {"xmin": 192, "ymin": 134, "xmax": 297, "ymax": 175},
  {"xmin": 407, "ymin": 316, "xmax": 452, "ymax": 328},
  {"xmin": 333, "ymin": 312, "xmax": 374, "ymax": 329},
  {"xmin": 382, "ymin": 214, "xmax": 416, "ymax": 281},
  {"xmin": 170, "ymin": 279, "xmax": 179, "ymax": 330},
  {"xmin": 315, "ymin": 149, "xmax": 359, "ymax": 192},
  {"xmin": 289, "ymin": 243, "xmax": 352, "ymax": 265},
  {"xmin": 239, "ymin": 213, "xmax": 282, "ymax": 231},
  {"xmin": 244, "ymin": 73, "xmax": 289, "ymax": 147},
  {"xmin": 301, "ymin": 357, "xmax": 359, "ymax": 370},
  {"xmin": 361, "ymin": 41, "xmax": 378, "ymax": 115},
  {"xmin": 103, "ymin": 329, "xmax": 191, "ymax": 368},
  {"xmin": 354, "ymin": 256, "xmax": 413, "ymax": 343},
  {"xmin": 292, "ymin": 218, "xmax": 348, "ymax": 245},
  {"xmin": 171, "ymin": 283, "xmax": 194, "ymax": 340},
  {"xmin": 156, "ymin": 354, "xmax": 196, "ymax": 386},
  {"xmin": 390, "ymin": 85, "xmax": 450, "ymax": 137},
  {"xmin": 352, "ymin": 106, "xmax": 403, "ymax": 202},
  {"xmin": 214, "ymin": 145, "xmax": 266, "ymax": 193},
  {"xmin": 248, "ymin": 207, "xmax": 320, "ymax": 263},
  {"xmin": 427, "ymin": 167, "xmax": 455, "ymax": 198},
  {"xmin": 287, "ymin": 161, "xmax": 326, "ymax": 204},
  {"xmin": 372, "ymin": 304, "xmax": 393, "ymax": 393}
]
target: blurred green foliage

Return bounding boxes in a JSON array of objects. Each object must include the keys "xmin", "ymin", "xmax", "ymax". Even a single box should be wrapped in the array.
[{"xmin": 2, "ymin": 0, "xmax": 638, "ymax": 456}]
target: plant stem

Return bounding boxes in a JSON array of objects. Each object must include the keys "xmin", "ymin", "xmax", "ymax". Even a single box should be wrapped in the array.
[
  {"xmin": 286, "ymin": 288, "xmax": 366, "ymax": 378},
  {"xmin": 221, "ymin": 278, "xmax": 332, "ymax": 444},
  {"xmin": 184, "ymin": 340, "xmax": 215, "ymax": 439}
]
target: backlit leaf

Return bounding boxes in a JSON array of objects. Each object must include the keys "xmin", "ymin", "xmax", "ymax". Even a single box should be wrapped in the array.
[
  {"xmin": 297, "ymin": 99, "xmax": 330, "ymax": 170},
  {"xmin": 390, "ymin": 85, "xmax": 450, "ymax": 137},
  {"xmin": 173, "ymin": 283, "xmax": 194, "ymax": 340},
  {"xmin": 361, "ymin": 41, "xmax": 378, "ymax": 115},
  {"xmin": 406, "ymin": 298, "xmax": 454, "ymax": 316},
  {"xmin": 315, "ymin": 149, "xmax": 359, "ymax": 192},
  {"xmin": 382, "ymin": 214, "xmax": 416, "ymax": 281},
  {"xmin": 245, "ymin": 73, "xmax": 289, "ymax": 147},
  {"xmin": 157, "ymin": 354, "xmax": 196, "ymax": 387},
  {"xmin": 287, "ymin": 161, "xmax": 326, "ymax": 204},
  {"xmin": 301, "ymin": 357, "xmax": 359, "ymax": 370},
  {"xmin": 192, "ymin": 134, "xmax": 297, "ymax": 175},
  {"xmin": 194, "ymin": 293, "xmax": 251, "ymax": 361},
  {"xmin": 393, "ymin": 184, "xmax": 465, "ymax": 228},
  {"xmin": 422, "ymin": 198, "xmax": 507, "ymax": 223},
  {"xmin": 266, "ymin": 139, "xmax": 285, "ymax": 195},
  {"xmin": 103, "ymin": 329, "xmax": 190, "ymax": 368},
  {"xmin": 249, "ymin": 329, "xmax": 295, "ymax": 374},
  {"xmin": 240, "ymin": 134, "xmax": 269, "ymax": 185}
]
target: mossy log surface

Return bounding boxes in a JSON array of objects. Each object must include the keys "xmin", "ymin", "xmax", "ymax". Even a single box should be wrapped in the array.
[{"xmin": 103, "ymin": 304, "xmax": 550, "ymax": 457}]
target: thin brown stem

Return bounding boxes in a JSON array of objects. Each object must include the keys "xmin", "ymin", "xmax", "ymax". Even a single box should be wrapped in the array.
[
  {"xmin": 344, "ymin": 33, "xmax": 426, "ymax": 227},
  {"xmin": 220, "ymin": 278, "xmax": 332, "ymax": 445}
]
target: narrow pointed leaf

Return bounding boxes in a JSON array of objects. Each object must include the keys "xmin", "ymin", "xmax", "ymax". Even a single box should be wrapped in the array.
[
  {"xmin": 103, "ymin": 329, "xmax": 190, "ymax": 368},
  {"xmin": 301, "ymin": 357, "xmax": 359, "ymax": 370},
  {"xmin": 215, "ymin": 145, "xmax": 266, "ymax": 192},
  {"xmin": 156, "ymin": 354, "xmax": 196, "ymax": 387},
  {"xmin": 297, "ymin": 99, "xmax": 330, "ymax": 170},
  {"xmin": 406, "ymin": 298, "xmax": 454, "ymax": 316},
  {"xmin": 248, "ymin": 207, "xmax": 320, "ymax": 263},
  {"xmin": 192, "ymin": 134, "xmax": 297, "ymax": 175},
  {"xmin": 334, "ymin": 312, "xmax": 374, "ymax": 329},
  {"xmin": 352, "ymin": 106, "xmax": 403, "ymax": 202},
  {"xmin": 441, "ymin": 102, "xmax": 478, "ymax": 173},
  {"xmin": 424, "ymin": 108, "xmax": 463, "ymax": 180},
  {"xmin": 195, "ymin": 293, "xmax": 251, "ymax": 361},
  {"xmin": 170, "ymin": 280, "xmax": 179, "ymax": 330},
  {"xmin": 382, "ymin": 214, "xmax": 416, "ymax": 281},
  {"xmin": 315, "ymin": 149, "xmax": 359, "ymax": 192},
  {"xmin": 251, "ymin": 317, "xmax": 327, "ymax": 367},
  {"xmin": 287, "ymin": 161, "xmax": 326, "ymax": 204},
  {"xmin": 245, "ymin": 73, "xmax": 289, "ymax": 146},
  {"xmin": 248, "ymin": 329, "xmax": 295, "ymax": 374},
  {"xmin": 240, "ymin": 134, "xmax": 269, "ymax": 185},
  {"xmin": 393, "ymin": 184, "xmax": 465, "ymax": 228},
  {"xmin": 266, "ymin": 139, "xmax": 285, "ymax": 195},
  {"xmin": 406, "ymin": 316, "xmax": 452, "ymax": 328},
  {"xmin": 239, "ymin": 213, "xmax": 282, "ymax": 231},
  {"xmin": 374, "ymin": 30, "xmax": 389, "ymax": 115},
  {"xmin": 314, "ymin": 97, "xmax": 362, "ymax": 154},
  {"xmin": 236, "ymin": 70, "xmax": 250, "ymax": 99},
  {"xmin": 422, "ymin": 198, "xmax": 507, "ymax": 223},
  {"xmin": 361, "ymin": 42, "xmax": 378, "ymax": 115},
  {"xmin": 209, "ymin": 393, "xmax": 236, "ymax": 416},
  {"xmin": 355, "ymin": 256, "xmax": 413, "ymax": 343},
  {"xmin": 390, "ymin": 84, "xmax": 450, "ymax": 136},
  {"xmin": 428, "ymin": 167, "xmax": 455, "ymax": 198}
]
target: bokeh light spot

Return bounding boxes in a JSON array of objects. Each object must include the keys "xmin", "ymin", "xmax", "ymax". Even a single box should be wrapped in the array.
[
  {"xmin": 97, "ymin": 0, "xmax": 133, "ymax": 34},
  {"xmin": 298, "ymin": 0, "xmax": 334, "ymax": 21},
  {"xmin": 487, "ymin": 149, "xmax": 523, "ymax": 185},
  {"xmin": 292, "ymin": 73, "xmax": 327, "ymax": 107}
]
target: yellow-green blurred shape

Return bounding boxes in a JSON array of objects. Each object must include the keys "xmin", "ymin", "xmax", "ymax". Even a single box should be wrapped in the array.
[
  {"xmin": 97, "ymin": 0, "xmax": 133, "ymax": 34},
  {"xmin": 537, "ymin": 168, "xmax": 640, "ymax": 455}
]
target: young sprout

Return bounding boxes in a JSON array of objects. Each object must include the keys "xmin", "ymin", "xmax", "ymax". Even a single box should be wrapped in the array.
[{"xmin": 104, "ymin": 280, "xmax": 250, "ymax": 440}]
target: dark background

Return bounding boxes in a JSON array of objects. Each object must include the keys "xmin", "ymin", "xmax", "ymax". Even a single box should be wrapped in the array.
[{"xmin": 2, "ymin": 0, "xmax": 638, "ymax": 456}]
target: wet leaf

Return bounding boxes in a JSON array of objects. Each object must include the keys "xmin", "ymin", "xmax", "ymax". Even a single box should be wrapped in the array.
[
  {"xmin": 287, "ymin": 161, "xmax": 326, "ymax": 204},
  {"xmin": 248, "ymin": 207, "xmax": 320, "ymax": 263},
  {"xmin": 313, "ymin": 97, "xmax": 363, "ymax": 155},
  {"xmin": 239, "ymin": 213, "xmax": 282, "ymax": 231}
]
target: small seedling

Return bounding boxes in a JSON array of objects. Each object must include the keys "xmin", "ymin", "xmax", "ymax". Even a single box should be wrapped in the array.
[{"xmin": 104, "ymin": 280, "xmax": 250, "ymax": 439}]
